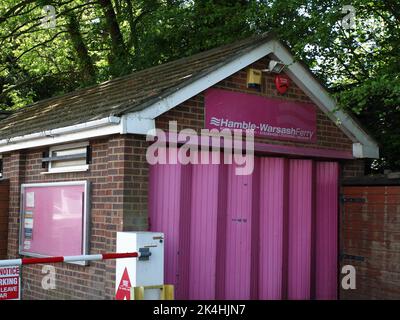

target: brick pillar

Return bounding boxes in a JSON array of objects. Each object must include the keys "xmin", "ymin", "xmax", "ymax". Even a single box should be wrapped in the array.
[
  {"xmin": 4, "ymin": 152, "xmax": 26, "ymax": 259},
  {"xmin": 103, "ymin": 134, "xmax": 150, "ymax": 299},
  {"xmin": 104, "ymin": 136, "xmax": 125, "ymax": 299},
  {"xmin": 122, "ymin": 135, "xmax": 149, "ymax": 231},
  {"xmin": 0, "ymin": 180, "xmax": 9, "ymax": 259}
]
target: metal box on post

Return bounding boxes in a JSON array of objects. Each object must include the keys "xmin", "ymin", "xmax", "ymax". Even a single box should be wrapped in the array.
[{"xmin": 116, "ymin": 232, "xmax": 164, "ymax": 300}]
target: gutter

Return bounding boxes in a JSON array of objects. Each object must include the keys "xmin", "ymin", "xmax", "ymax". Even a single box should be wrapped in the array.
[{"xmin": 0, "ymin": 116, "xmax": 121, "ymax": 153}]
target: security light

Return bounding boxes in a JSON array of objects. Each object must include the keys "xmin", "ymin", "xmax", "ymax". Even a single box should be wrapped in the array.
[{"xmin": 263, "ymin": 60, "xmax": 286, "ymax": 74}]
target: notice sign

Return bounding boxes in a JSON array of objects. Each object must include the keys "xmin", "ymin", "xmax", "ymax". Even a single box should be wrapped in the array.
[
  {"xmin": 205, "ymin": 88, "xmax": 317, "ymax": 143},
  {"xmin": 26, "ymin": 192, "xmax": 35, "ymax": 208},
  {"xmin": 0, "ymin": 266, "xmax": 20, "ymax": 300}
]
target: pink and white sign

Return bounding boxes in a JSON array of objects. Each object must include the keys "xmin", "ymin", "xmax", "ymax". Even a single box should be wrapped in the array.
[{"xmin": 205, "ymin": 88, "xmax": 317, "ymax": 143}]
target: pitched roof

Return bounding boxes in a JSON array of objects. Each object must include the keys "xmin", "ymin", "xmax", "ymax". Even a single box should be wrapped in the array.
[
  {"xmin": 0, "ymin": 33, "xmax": 274, "ymax": 140},
  {"xmin": 0, "ymin": 111, "xmax": 11, "ymax": 120}
]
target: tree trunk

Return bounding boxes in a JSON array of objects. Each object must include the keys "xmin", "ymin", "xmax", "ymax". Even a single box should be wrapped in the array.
[
  {"xmin": 66, "ymin": 13, "xmax": 97, "ymax": 85},
  {"xmin": 98, "ymin": 0, "xmax": 130, "ymax": 77}
]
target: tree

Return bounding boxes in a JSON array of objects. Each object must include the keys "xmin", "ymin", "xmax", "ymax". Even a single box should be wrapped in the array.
[{"xmin": 0, "ymin": 0, "xmax": 398, "ymax": 171}]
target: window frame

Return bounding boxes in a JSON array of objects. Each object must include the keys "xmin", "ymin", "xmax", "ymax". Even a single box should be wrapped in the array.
[
  {"xmin": 46, "ymin": 141, "xmax": 90, "ymax": 174},
  {"xmin": 19, "ymin": 180, "xmax": 91, "ymax": 266}
]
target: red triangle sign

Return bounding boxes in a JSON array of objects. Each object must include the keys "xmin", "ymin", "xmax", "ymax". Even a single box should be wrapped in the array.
[{"xmin": 116, "ymin": 267, "xmax": 132, "ymax": 300}]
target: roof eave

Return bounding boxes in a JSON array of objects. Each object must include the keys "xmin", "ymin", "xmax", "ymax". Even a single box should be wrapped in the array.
[{"xmin": 0, "ymin": 116, "xmax": 122, "ymax": 153}]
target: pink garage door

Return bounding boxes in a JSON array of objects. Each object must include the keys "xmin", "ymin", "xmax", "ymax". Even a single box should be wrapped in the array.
[
  {"xmin": 287, "ymin": 160, "xmax": 314, "ymax": 299},
  {"xmin": 259, "ymin": 158, "xmax": 288, "ymax": 299},
  {"xmin": 315, "ymin": 162, "xmax": 339, "ymax": 299},
  {"xmin": 149, "ymin": 156, "xmax": 339, "ymax": 300},
  {"xmin": 188, "ymin": 157, "xmax": 220, "ymax": 299}
]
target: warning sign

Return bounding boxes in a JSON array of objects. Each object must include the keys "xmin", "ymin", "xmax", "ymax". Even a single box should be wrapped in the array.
[
  {"xmin": 115, "ymin": 267, "xmax": 131, "ymax": 300},
  {"xmin": 0, "ymin": 266, "xmax": 20, "ymax": 300}
]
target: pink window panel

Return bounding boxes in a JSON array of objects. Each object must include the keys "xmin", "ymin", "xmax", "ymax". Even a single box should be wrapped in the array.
[{"xmin": 21, "ymin": 182, "xmax": 87, "ymax": 257}]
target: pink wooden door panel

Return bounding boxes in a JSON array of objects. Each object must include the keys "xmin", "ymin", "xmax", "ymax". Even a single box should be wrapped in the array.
[
  {"xmin": 176, "ymin": 164, "xmax": 192, "ymax": 299},
  {"xmin": 224, "ymin": 164, "xmax": 254, "ymax": 299},
  {"xmin": 287, "ymin": 159, "xmax": 314, "ymax": 299},
  {"xmin": 149, "ymin": 158, "xmax": 185, "ymax": 294},
  {"xmin": 315, "ymin": 162, "xmax": 339, "ymax": 299},
  {"xmin": 259, "ymin": 158, "xmax": 288, "ymax": 299},
  {"xmin": 188, "ymin": 157, "xmax": 220, "ymax": 299}
]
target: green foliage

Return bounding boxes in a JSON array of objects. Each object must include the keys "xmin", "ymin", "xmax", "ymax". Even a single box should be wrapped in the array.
[
  {"xmin": 0, "ymin": 0, "xmax": 399, "ymax": 171},
  {"xmin": 337, "ymin": 75, "xmax": 400, "ymax": 171}
]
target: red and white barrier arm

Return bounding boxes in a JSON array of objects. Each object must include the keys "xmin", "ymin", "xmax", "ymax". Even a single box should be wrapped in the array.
[{"xmin": 0, "ymin": 252, "xmax": 139, "ymax": 267}]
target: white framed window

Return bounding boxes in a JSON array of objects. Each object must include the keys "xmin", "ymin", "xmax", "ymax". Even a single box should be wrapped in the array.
[{"xmin": 44, "ymin": 141, "xmax": 90, "ymax": 173}]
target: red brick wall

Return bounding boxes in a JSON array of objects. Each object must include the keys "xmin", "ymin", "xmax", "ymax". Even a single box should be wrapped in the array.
[
  {"xmin": 0, "ymin": 180, "xmax": 9, "ymax": 259},
  {"xmin": 2, "ymin": 135, "xmax": 149, "ymax": 299},
  {"xmin": 342, "ymin": 160, "xmax": 365, "ymax": 179},
  {"xmin": 340, "ymin": 186, "xmax": 400, "ymax": 299}
]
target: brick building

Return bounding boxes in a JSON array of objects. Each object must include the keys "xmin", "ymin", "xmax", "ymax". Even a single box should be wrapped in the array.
[{"xmin": 0, "ymin": 33, "xmax": 378, "ymax": 300}]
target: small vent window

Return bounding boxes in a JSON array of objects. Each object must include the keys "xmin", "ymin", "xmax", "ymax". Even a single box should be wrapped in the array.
[{"xmin": 44, "ymin": 142, "xmax": 90, "ymax": 173}]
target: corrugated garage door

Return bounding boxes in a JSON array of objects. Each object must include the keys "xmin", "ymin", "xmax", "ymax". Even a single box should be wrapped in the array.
[{"xmin": 149, "ymin": 152, "xmax": 339, "ymax": 300}]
